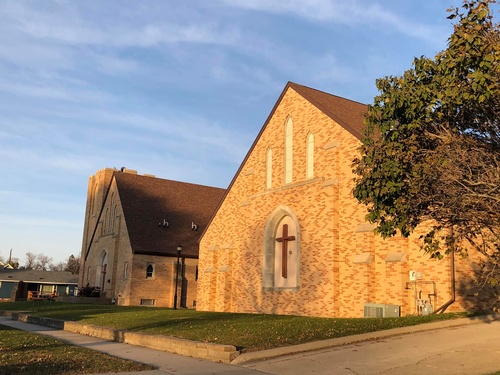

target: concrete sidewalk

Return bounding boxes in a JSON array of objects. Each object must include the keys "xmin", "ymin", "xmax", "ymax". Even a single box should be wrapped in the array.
[{"xmin": 0, "ymin": 317, "xmax": 269, "ymax": 375}]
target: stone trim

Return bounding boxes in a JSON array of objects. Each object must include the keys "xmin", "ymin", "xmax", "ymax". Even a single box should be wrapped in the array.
[
  {"xmin": 352, "ymin": 253, "xmax": 372, "ymax": 264},
  {"xmin": 250, "ymin": 177, "xmax": 323, "ymax": 199},
  {"xmin": 355, "ymin": 223, "xmax": 376, "ymax": 233},
  {"xmin": 385, "ymin": 252, "xmax": 407, "ymax": 263},
  {"xmin": 323, "ymin": 140, "xmax": 339, "ymax": 150},
  {"xmin": 322, "ymin": 179, "xmax": 339, "ymax": 187}
]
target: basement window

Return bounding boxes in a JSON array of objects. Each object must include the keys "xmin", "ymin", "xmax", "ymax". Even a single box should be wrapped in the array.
[{"xmin": 140, "ymin": 299, "xmax": 156, "ymax": 306}]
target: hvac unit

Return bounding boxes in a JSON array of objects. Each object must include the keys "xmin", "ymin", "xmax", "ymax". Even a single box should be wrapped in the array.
[{"xmin": 364, "ymin": 303, "xmax": 401, "ymax": 318}]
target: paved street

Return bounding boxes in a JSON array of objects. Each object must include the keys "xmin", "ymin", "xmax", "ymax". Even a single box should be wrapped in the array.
[{"xmin": 245, "ymin": 318, "xmax": 500, "ymax": 375}]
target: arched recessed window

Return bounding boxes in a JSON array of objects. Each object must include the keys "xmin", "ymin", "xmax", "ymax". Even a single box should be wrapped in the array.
[
  {"xmin": 123, "ymin": 262, "xmax": 128, "ymax": 279},
  {"xmin": 263, "ymin": 206, "xmax": 301, "ymax": 290},
  {"xmin": 146, "ymin": 263, "xmax": 154, "ymax": 279},
  {"xmin": 284, "ymin": 117, "xmax": 293, "ymax": 184},
  {"xmin": 96, "ymin": 250, "xmax": 108, "ymax": 291},
  {"xmin": 113, "ymin": 204, "xmax": 119, "ymax": 231},
  {"xmin": 266, "ymin": 147, "xmax": 273, "ymax": 190},
  {"xmin": 103, "ymin": 207, "xmax": 109, "ymax": 234},
  {"xmin": 306, "ymin": 133, "xmax": 315, "ymax": 179}
]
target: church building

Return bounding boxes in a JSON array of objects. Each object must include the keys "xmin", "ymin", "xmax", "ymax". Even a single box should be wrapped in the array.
[
  {"xmin": 196, "ymin": 82, "xmax": 492, "ymax": 318},
  {"xmin": 80, "ymin": 168, "xmax": 225, "ymax": 307}
]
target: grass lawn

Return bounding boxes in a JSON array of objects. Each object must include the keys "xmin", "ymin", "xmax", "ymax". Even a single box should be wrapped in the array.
[
  {"xmin": 0, "ymin": 324, "xmax": 155, "ymax": 375},
  {"xmin": 0, "ymin": 301, "xmax": 471, "ymax": 351}
]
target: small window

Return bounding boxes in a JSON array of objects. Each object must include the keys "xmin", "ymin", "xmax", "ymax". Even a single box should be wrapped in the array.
[
  {"xmin": 195, "ymin": 265, "xmax": 199, "ymax": 282},
  {"xmin": 87, "ymin": 266, "xmax": 91, "ymax": 282},
  {"xmin": 146, "ymin": 263, "xmax": 154, "ymax": 279},
  {"xmin": 123, "ymin": 262, "xmax": 128, "ymax": 279},
  {"xmin": 140, "ymin": 299, "xmax": 156, "ymax": 306}
]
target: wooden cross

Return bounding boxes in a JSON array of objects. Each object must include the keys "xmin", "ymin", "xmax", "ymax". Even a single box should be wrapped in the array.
[{"xmin": 275, "ymin": 224, "xmax": 295, "ymax": 278}]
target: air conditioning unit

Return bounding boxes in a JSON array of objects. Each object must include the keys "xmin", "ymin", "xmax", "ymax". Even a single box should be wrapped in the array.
[{"xmin": 364, "ymin": 303, "xmax": 400, "ymax": 318}]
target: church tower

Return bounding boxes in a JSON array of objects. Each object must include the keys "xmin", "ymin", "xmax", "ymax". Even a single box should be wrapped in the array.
[{"xmin": 79, "ymin": 167, "xmax": 117, "ymax": 287}]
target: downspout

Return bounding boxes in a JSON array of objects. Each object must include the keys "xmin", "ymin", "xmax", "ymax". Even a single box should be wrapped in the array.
[{"xmin": 433, "ymin": 248, "xmax": 455, "ymax": 314}]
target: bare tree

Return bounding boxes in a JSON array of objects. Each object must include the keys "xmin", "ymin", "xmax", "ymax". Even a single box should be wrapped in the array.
[
  {"xmin": 50, "ymin": 262, "xmax": 65, "ymax": 271},
  {"xmin": 24, "ymin": 252, "xmax": 37, "ymax": 270},
  {"xmin": 36, "ymin": 254, "xmax": 53, "ymax": 271}
]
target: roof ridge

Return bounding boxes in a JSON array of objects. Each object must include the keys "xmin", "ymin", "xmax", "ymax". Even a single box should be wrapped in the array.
[
  {"xmin": 113, "ymin": 171, "xmax": 225, "ymax": 191},
  {"xmin": 288, "ymin": 81, "xmax": 367, "ymax": 106}
]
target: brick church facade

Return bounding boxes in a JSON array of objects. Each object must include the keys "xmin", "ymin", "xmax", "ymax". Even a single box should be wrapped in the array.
[
  {"xmin": 196, "ymin": 82, "xmax": 496, "ymax": 318},
  {"xmin": 79, "ymin": 168, "xmax": 224, "ymax": 307}
]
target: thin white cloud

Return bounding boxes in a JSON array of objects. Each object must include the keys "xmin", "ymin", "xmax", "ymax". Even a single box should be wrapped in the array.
[
  {"xmin": 221, "ymin": 0, "xmax": 446, "ymax": 43},
  {"xmin": 4, "ymin": 1, "xmax": 241, "ymax": 49},
  {"xmin": 0, "ymin": 81, "xmax": 114, "ymax": 103}
]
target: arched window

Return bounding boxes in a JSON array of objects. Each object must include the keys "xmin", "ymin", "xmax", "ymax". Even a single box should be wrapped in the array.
[
  {"xmin": 104, "ymin": 208, "xmax": 109, "ymax": 233},
  {"xmin": 284, "ymin": 117, "xmax": 293, "ymax": 184},
  {"xmin": 113, "ymin": 204, "xmax": 119, "ymax": 232},
  {"xmin": 96, "ymin": 250, "xmax": 108, "ymax": 291},
  {"xmin": 266, "ymin": 147, "xmax": 273, "ymax": 190},
  {"xmin": 263, "ymin": 206, "xmax": 301, "ymax": 289},
  {"xmin": 306, "ymin": 133, "xmax": 314, "ymax": 179},
  {"xmin": 146, "ymin": 263, "xmax": 154, "ymax": 279}
]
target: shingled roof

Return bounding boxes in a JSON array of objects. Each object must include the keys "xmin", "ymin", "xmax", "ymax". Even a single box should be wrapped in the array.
[
  {"xmin": 0, "ymin": 270, "xmax": 78, "ymax": 284},
  {"xmin": 288, "ymin": 82, "xmax": 367, "ymax": 139},
  {"xmin": 114, "ymin": 172, "xmax": 225, "ymax": 258}
]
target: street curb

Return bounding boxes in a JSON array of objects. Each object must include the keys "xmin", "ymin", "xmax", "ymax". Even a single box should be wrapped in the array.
[{"xmin": 231, "ymin": 314, "xmax": 500, "ymax": 365}]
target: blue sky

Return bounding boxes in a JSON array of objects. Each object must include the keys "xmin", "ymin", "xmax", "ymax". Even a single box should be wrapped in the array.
[{"xmin": 0, "ymin": 0, "xmax": 464, "ymax": 265}]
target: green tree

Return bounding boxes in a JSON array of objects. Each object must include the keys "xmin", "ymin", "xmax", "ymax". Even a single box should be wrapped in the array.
[
  {"xmin": 64, "ymin": 254, "xmax": 80, "ymax": 275},
  {"xmin": 353, "ymin": 0, "xmax": 499, "ymax": 284}
]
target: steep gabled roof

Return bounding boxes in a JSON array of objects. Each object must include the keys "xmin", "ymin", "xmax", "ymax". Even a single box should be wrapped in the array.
[
  {"xmin": 114, "ymin": 172, "xmax": 225, "ymax": 258},
  {"xmin": 200, "ymin": 81, "xmax": 367, "ymax": 242},
  {"xmin": 0, "ymin": 270, "xmax": 78, "ymax": 284},
  {"xmin": 288, "ymin": 82, "xmax": 367, "ymax": 139}
]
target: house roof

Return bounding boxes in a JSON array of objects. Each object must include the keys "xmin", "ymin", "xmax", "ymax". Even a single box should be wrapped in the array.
[
  {"xmin": 199, "ymin": 81, "xmax": 368, "ymax": 242},
  {"xmin": 0, "ymin": 270, "xmax": 78, "ymax": 284},
  {"xmin": 114, "ymin": 172, "xmax": 225, "ymax": 258}
]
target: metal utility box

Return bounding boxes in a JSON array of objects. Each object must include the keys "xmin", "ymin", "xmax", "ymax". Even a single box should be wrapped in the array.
[{"xmin": 364, "ymin": 303, "xmax": 400, "ymax": 318}]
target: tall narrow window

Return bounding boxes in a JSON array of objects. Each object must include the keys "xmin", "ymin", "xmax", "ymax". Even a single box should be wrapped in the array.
[
  {"xmin": 113, "ymin": 204, "xmax": 119, "ymax": 231},
  {"xmin": 284, "ymin": 117, "xmax": 293, "ymax": 184},
  {"xmin": 306, "ymin": 133, "xmax": 314, "ymax": 179},
  {"xmin": 123, "ymin": 262, "xmax": 128, "ymax": 279},
  {"xmin": 104, "ymin": 208, "xmax": 109, "ymax": 233},
  {"xmin": 90, "ymin": 183, "xmax": 98, "ymax": 214},
  {"xmin": 266, "ymin": 148, "xmax": 273, "ymax": 189},
  {"xmin": 146, "ymin": 263, "xmax": 154, "ymax": 279}
]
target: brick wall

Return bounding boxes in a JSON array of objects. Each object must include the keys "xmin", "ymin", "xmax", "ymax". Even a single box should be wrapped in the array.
[
  {"xmin": 197, "ymin": 86, "xmax": 496, "ymax": 318},
  {"xmin": 81, "ymin": 169, "xmax": 199, "ymax": 308}
]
